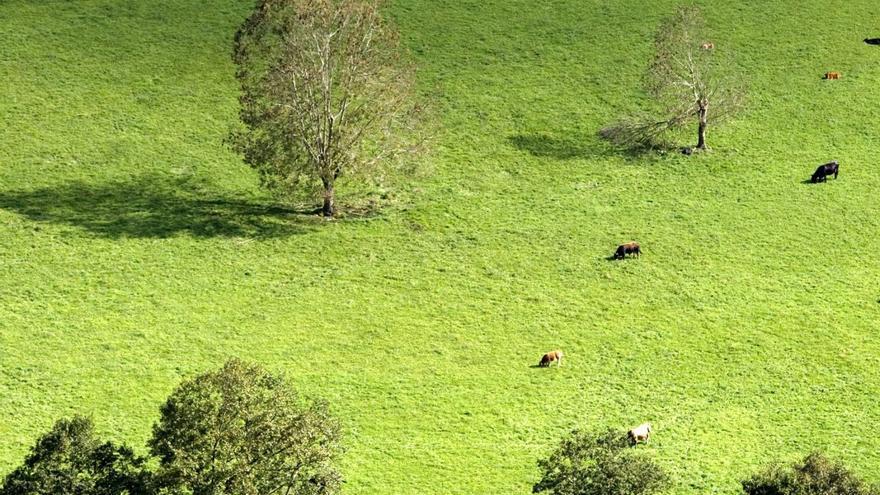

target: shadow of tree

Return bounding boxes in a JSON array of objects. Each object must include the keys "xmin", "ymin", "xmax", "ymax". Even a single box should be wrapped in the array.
[
  {"xmin": 507, "ymin": 134, "xmax": 682, "ymax": 161},
  {"xmin": 0, "ymin": 175, "xmax": 318, "ymax": 239},
  {"xmin": 508, "ymin": 133, "xmax": 662, "ymax": 160},
  {"xmin": 508, "ymin": 134, "xmax": 599, "ymax": 160}
]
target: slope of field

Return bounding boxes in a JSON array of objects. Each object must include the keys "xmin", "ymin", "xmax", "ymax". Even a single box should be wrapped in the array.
[{"xmin": 2, "ymin": 1, "xmax": 880, "ymax": 494}]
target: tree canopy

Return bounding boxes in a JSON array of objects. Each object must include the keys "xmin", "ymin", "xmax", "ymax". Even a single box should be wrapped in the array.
[
  {"xmin": 533, "ymin": 428, "xmax": 668, "ymax": 495},
  {"xmin": 231, "ymin": 0, "xmax": 422, "ymax": 216},
  {"xmin": 743, "ymin": 452, "xmax": 879, "ymax": 495},
  {"xmin": 148, "ymin": 358, "xmax": 343, "ymax": 495},
  {"xmin": 0, "ymin": 416, "xmax": 150, "ymax": 495}
]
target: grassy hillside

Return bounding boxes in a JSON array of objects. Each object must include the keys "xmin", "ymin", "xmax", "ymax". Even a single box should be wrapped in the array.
[{"xmin": 2, "ymin": 1, "xmax": 880, "ymax": 494}]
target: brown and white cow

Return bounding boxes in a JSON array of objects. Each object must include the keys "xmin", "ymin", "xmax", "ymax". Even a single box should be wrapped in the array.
[
  {"xmin": 627, "ymin": 422, "xmax": 652, "ymax": 445},
  {"xmin": 539, "ymin": 350, "xmax": 564, "ymax": 367}
]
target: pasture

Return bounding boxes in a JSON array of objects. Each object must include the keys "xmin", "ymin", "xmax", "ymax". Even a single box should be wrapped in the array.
[{"xmin": 2, "ymin": 0, "xmax": 880, "ymax": 493}]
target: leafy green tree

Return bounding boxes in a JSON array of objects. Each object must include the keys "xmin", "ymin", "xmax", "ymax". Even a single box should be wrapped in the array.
[
  {"xmin": 533, "ymin": 428, "xmax": 668, "ymax": 495},
  {"xmin": 231, "ymin": 0, "xmax": 422, "ymax": 217},
  {"xmin": 743, "ymin": 452, "xmax": 879, "ymax": 495},
  {"xmin": 148, "ymin": 358, "xmax": 343, "ymax": 495},
  {"xmin": 0, "ymin": 416, "xmax": 150, "ymax": 495}
]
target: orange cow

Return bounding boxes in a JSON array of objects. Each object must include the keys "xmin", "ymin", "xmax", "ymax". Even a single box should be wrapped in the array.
[
  {"xmin": 700, "ymin": 42, "xmax": 714, "ymax": 50},
  {"xmin": 824, "ymin": 71, "xmax": 841, "ymax": 80}
]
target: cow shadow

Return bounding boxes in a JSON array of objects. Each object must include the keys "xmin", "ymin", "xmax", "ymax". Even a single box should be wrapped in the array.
[
  {"xmin": 530, "ymin": 364, "xmax": 563, "ymax": 370},
  {"xmin": 0, "ymin": 174, "xmax": 319, "ymax": 239},
  {"xmin": 606, "ymin": 255, "xmax": 642, "ymax": 261}
]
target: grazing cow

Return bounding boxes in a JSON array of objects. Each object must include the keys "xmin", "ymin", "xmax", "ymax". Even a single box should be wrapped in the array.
[
  {"xmin": 700, "ymin": 42, "xmax": 714, "ymax": 50},
  {"xmin": 539, "ymin": 350, "xmax": 563, "ymax": 368},
  {"xmin": 811, "ymin": 160, "xmax": 839, "ymax": 183},
  {"xmin": 614, "ymin": 242, "xmax": 641, "ymax": 260},
  {"xmin": 865, "ymin": 38, "xmax": 880, "ymax": 45},
  {"xmin": 627, "ymin": 422, "xmax": 652, "ymax": 445},
  {"xmin": 824, "ymin": 71, "xmax": 841, "ymax": 80}
]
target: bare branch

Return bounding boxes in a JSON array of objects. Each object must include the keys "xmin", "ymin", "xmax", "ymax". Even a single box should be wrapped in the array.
[{"xmin": 602, "ymin": 6, "xmax": 745, "ymax": 152}]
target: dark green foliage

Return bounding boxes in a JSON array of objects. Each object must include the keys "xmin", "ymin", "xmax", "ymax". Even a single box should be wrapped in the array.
[
  {"xmin": 148, "ymin": 359, "xmax": 343, "ymax": 495},
  {"xmin": 742, "ymin": 452, "xmax": 879, "ymax": 495},
  {"xmin": 533, "ymin": 428, "xmax": 669, "ymax": 495},
  {"xmin": 0, "ymin": 416, "xmax": 150, "ymax": 495}
]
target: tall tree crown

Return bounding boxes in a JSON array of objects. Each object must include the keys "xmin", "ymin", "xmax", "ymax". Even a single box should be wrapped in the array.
[{"xmin": 231, "ymin": 0, "xmax": 421, "ymax": 215}]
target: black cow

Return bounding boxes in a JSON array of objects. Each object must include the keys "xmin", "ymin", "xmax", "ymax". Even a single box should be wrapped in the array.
[
  {"xmin": 865, "ymin": 38, "xmax": 880, "ymax": 45},
  {"xmin": 811, "ymin": 160, "xmax": 839, "ymax": 183},
  {"xmin": 614, "ymin": 242, "xmax": 641, "ymax": 259}
]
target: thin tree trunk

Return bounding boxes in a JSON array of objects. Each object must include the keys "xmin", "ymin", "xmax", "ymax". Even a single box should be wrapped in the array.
[
  {"xmin": 696, "ymin": 103, "xmax": 708, "ymax": 150},
  {"xmin": 322, "ymin": 183, "xmax": 335, "ymax": 217}
]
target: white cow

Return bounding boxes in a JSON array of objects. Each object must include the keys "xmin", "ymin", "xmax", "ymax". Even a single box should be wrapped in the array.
[{"xmin": 627, "ymin": 422, "xmax": 652, "ymax": 445}]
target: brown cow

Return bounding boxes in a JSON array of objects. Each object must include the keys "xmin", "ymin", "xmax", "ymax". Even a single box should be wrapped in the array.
[
  {"xmin": 701, "ymin": 42, "xmax": 714, "ymax": 50},
  {"xmin": 539, "ymin": 350, "xmax": 563, "ymax": 368},
  {"xmin": 614, "ymin": 242, "xmax": 641, "ymax": 260},
  {"xmin": 824, "ymin": 71, "xmax": 841, "ymax": 80}
]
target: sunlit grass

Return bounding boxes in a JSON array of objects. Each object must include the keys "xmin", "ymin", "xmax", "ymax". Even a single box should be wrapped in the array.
[{"xmin": 2, "ymin": 1, "xmax": 880, "ymax": 494}]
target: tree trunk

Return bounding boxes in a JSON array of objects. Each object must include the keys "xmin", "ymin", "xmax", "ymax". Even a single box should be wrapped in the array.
[
  {"xmin": 696, "ymin": 103, "xmax": 708, "ymax": 150},
  {"xmin": 322, "ymin": 183, "xmax": 335, "ymax": 217}
]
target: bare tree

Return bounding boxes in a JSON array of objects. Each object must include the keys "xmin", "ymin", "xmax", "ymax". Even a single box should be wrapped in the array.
[
  {"xmin": 231, "ymin": 0, "xmax": 422, "ymax": 217},
  {"xmin": 601, "ymin": 6, "xmax": 744, "ymax": 152}
]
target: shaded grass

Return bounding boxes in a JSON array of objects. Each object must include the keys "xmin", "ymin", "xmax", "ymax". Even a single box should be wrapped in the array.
[
  {"xmin": 2, "ymin": 1, "xmax": 880, "ymax": 495},
  {"xmin": 0, "ymin": 175, "xmax": 316, "ymax": 239},
  {"xmin": 508, "ymin": 133, "xmax": 607, "ymax": 160}
]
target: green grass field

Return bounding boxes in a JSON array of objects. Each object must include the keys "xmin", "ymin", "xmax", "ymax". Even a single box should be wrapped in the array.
[{"xmin": 3, "ymin": 1, "xmax": 880, "ymax": 493}]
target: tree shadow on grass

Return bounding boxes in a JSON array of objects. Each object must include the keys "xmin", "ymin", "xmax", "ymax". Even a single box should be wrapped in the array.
[
  {"xmin": 0, "ymin": 175, "xmax": 319, "ymax": 239},
  {"xmin": 508, "ymin": 133, "xmax": 667, "ymax": 161},
  {"xmin": 508, "ymin": 134, "xmax": 600, "ymax": 160}
]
